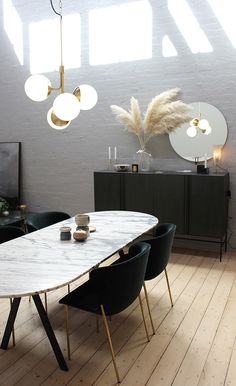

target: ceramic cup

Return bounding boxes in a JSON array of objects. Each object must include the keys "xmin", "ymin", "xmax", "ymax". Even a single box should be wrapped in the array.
[
  {"xmin": 75, "ymin": 213, "xmax": 90, "ymax": 227},
  {"xmin": 60, "ymin": 226, "xmax": 71, "ymax": 240}
]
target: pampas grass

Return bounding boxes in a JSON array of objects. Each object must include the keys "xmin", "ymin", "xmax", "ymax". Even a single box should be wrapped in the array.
[{"xmin": 110, "ymin": 88, "xmax": 192, "ymax": 149}]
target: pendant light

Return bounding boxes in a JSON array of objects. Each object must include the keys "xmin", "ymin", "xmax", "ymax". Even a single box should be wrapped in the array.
[
  {"xmin": 24, "ymin": 0, "xmax": 98, "ymax": 129},
  {"xmin": 186, "ymin": 103, "xmax": 212, "ymax": 137}
]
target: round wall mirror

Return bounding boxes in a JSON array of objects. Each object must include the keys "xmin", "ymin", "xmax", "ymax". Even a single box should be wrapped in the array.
[{"xmin": 169, "ymin": 102, "xmax": 228, "ymax": 162}]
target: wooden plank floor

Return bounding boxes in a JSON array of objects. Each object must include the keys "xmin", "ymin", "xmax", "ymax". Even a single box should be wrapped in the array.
[{"xmin": 1, "ymin": 249, "xmax": 236, "ymax": 385}]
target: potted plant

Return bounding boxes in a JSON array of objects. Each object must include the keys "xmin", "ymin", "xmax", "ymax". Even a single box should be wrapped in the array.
[{"xmin": 0, "ymin": 197, "xmax": 9, "ymax": 216}]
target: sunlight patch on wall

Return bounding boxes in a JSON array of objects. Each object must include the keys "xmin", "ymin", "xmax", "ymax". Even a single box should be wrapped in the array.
[
  {"xmin": 29, "ymin": 14, "xmax": 81, "ymax": 74},
  {"xmin": 3, "ymin": 0, "xmax": 23, "ymax": 65},
  {"xmin": 162, "ymin": 35, "xmax": 178, "ymax": 57},
  {"xmin": 89, "ymin": 0, "xmax": 152, "ymax": 65},
  {"xmin": 207, "ymin": 0, "xmax": 236, "ymax": 47},
  {"xmin": 168, "ymin": 0, "xmax": 213, "ymax": 54}
]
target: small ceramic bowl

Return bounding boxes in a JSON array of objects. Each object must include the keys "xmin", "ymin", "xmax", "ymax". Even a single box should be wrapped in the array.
[
  {"xmin": 73, "ymin": 230, "xmax": 88, "ymax": 241},
  {"xmin": 114, "ymin": 164, "xmax": 130, "ymax": 172}
]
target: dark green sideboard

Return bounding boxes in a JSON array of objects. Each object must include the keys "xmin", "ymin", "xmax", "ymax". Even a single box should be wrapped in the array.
[{"xmin": 94, "ymin": 171, "xmax": 230, "ymax": 260}]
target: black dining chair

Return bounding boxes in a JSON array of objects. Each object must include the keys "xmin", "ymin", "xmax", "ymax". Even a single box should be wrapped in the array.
[
  {"xmin": 26, "ymin": 211, "xmax": 71, "ymax": 232},
  {"xmin": 0, "ymin": 225, "xmax": 25, "ymax": 244},
  {"xmin": 142, "ymin": 223, "xmax": 176, "ymax": 334},
  {"xmin": 59, "ymin": 241, "xmax": 151, "ymax": 383},
  {"xmin": 0, "ymin": 225, "xmax": 25, "ymax": 346}
]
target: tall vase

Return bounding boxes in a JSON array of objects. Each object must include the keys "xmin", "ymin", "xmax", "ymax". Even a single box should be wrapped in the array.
[{"xmin": 135, "ymin": 149, "xmax": 152, "ymax": 171}]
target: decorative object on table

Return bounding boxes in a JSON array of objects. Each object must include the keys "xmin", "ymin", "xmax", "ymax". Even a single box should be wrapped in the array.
[
  {"xmin": 17, "ymin": 204, "xmax": 28, "ymax": 219},
  {"xmin": 108, "ymin": 146, "xmax": 117, "ymax": 170},
  {"xmin": 113, "ymin": 164, "xmax": 130, "ymax": 172},
  {"xmin": 110, "ymin": 88, "xmax": 191, "ymax": 171},
  {"xmin": 133, "ymin": 149, "xmax": 152, "ymax": 171},
  {"xmin": 73, "ymin": 229, "xmax": 89, "ymax": 242},
  {"xmin": 60, "ymin": 226, "xmax": 71, "ymax": 240},
  {"xmin": 213, "ymin": 145, "xmax": 222, "ymax": 172},
  {"xmin": 0, "ymin": 198, "xmax": 9, "ymax": 216},
  {"xmin": 132, "ymin": 163, "xmax": 139, "ymax": 173},
  {"xmin": 75, "ymin": 213, "xmax": 90, "ymax": 237},
  {"xmin": 24, "ymin": 0, "xmax": 97, "ymax": 130},
  {"xmin": 197, "ymin": 165, "xmax": 209, "ymax": 174}
]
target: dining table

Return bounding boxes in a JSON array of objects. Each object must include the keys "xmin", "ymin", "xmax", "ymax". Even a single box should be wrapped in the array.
[{"xmin": 0, "ymin": 210, "xmax": 158, "ymax": 371}]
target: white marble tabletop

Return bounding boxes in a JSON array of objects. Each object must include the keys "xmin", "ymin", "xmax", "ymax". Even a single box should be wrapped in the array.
[{"xmin": 0, "ymin": 211, "xmax": 158, "ymax": 298}]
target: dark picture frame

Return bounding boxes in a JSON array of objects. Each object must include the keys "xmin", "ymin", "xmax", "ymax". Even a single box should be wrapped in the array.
[{"xmin": 0, "ymin": 142, "xmax": 21, "ymax": 208}]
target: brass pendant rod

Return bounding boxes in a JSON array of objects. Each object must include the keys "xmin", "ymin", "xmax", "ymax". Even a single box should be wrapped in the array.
[
  {"xmin": 48, "ymin": 0, "xmax": 64, "ymax": 93},
  {"xmin": 59, "ymin": 10, "xmax": 65, "ymax": 93}
]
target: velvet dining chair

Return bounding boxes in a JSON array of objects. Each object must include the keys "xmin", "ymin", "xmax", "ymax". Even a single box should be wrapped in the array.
[
  {"xmin": 115, "ymin": 223, "xmax": 176, "ymax": 335},
  {"xmin": 142, "ymin": 223, "xmax": 176, "ymax": 334},
  {"xmin": 59, "ymin": 241, "xmax": 151, "ymax": 384},
  {"xmin": 0, "ymin": 225, "xmax": 25, "ymax": 244},
  {"xmin": 26, "ymin": 211, "xmax": 70, "ymax": 232}
]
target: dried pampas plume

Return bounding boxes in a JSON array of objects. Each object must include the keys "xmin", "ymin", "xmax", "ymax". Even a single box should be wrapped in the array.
[{"xmin": 110, "ymin": 88, "xmax": 192, "ymax": 149}]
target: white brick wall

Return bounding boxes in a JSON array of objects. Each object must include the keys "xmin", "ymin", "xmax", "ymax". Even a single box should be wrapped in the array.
[{"xmin": 0, "ymin": 0, "xmax": 236, "ymax": 247}]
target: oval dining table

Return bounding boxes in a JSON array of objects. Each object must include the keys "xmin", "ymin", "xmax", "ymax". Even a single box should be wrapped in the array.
[{"xmin": 0, "ymin": 210, "xmax": 158, "ymax": 371}]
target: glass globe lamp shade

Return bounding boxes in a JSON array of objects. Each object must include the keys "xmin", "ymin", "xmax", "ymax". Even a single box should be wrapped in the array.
[
  {"xmin": 198, "ymin": 119, "xmax": 210, "ymax": 130},
  {"xmin": 24, "ymin": 74, "xmax": 51, "ymax": 102},
  {"xmin": 47, "ymin": 107, "xmax": 71, "ymax": 130},
  {"xmin": 73, "ymin": 84, "xmax": 98, "ymax": 110},
  {"xmin": 186, "ymin": 126, "xmax": 197, "ymax": 137},
  {"xmin": 203, "ymin": 125, "xmax": 212, "ymax": 135},
  {"xmin": 53, "ymin": 93, "xmax": 81, "ymax": 121}
]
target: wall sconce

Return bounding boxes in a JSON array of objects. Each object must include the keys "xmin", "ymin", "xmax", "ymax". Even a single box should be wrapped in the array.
[{"xmin": 24, "ymin": 0, "xmax": 98, "ymax": 130}]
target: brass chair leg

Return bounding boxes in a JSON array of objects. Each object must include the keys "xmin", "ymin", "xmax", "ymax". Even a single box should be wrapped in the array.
[
  {"xmin": 164, "ymin": 268, "xmax": 173, "ymax": 307},
  {"xmin": 64, "ymin": 305, "xmax": 71, "ymax": 360},
  {"xmin": 143, "ymin": 283, "xmax": 155, "ymax": 335},
  {"xmin": 9, "ymin": 298, "xmax": 16, "ymax": 346},
  {"xmin": 100, "ymin": 305, "xmax": 120, "ymax": 383},
  {"xmin": 68, "ymin": 284, "xmax": 70, "ymax": 293},
  {"xmin": 138, "ymin": 294, "xmax": 150, "ymax": 342},
  {"xmin": 29, "ymin": 295, "xmax": 31, "ymax": 302}
]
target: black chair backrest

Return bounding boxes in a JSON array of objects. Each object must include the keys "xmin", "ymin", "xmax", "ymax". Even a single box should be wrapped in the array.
[
  {"xmin": 0, "ymin": 226, "xmax": 25, "ymax": 243},
  {"xmin": 90, "ymin": 242, "xmax": 151, "ymax": 315},
  {"xmin": 26, "ymin": 211, "xmax": 70, "ymax": 231},
  {"xmin": 143, "ymin": 223, "xmax": 176, "ymax": 281}
]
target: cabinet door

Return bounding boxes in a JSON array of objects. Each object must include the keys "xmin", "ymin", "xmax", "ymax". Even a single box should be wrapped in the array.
[
  {"xmin": 188, "ymin": 175, "xmax": 228, "ymax": 238},
  {"xmin": 155, "ymin": 174, "xmax": 187, "ymax": 234},
  {"xmin": 94, "ymin": 172, "xmax": 122, "ymax": 211},
  {"xmin": 124, "ymin": 174, "xmax": 155, "ymax": 215}
]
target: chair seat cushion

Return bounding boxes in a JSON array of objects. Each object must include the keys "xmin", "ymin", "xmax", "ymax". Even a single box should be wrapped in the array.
[{"xmin": 59, "ymin": 279, "xmax": 103, "ymax": 315}]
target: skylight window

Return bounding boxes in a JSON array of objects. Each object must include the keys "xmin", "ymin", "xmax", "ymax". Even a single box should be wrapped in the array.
[
  {"xmin": 29, "ymin": 14, "xmax": 81, "ymax": 74},
  {"xmin": 207, "ymin": 0, "xmax": 236, "ymax": 48},
  {"xmin": 3, "ymin": 0, "xmax": 23, "ymax": 65},
  {"xmin": 168, "ymin": 0, "xmax": 213, "ymax": 54},
  {"xmin": 89, "ymin": 1, "xmax": 152, "ymax": 65}
]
